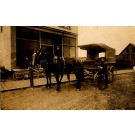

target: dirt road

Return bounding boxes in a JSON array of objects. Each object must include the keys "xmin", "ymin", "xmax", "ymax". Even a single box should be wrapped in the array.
[{"xmin": 1, "ymin": 73, "xmax": 135, "ymax": 110}]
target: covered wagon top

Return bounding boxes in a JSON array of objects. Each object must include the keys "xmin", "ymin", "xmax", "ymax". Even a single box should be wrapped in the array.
[
  {"xmin": 79, "ymin": 43, "xmax": 116, "ymax": 63},
  {"xmin": 79, "ymin": 43, "xmax": 115, "ymax": 52}
]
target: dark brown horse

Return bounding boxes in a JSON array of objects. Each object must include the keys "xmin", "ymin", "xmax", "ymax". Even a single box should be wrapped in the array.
[{"xmin": 35, "ymin": 49, "xmax": 84, "ymax": 92}]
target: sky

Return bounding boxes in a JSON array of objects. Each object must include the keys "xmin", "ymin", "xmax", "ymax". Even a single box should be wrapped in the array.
[{"xmin": 77, "ymin": 26, "xmax": 135, "ymax": 57}]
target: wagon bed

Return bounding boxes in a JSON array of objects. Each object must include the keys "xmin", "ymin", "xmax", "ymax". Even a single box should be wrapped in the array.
[{"xmin": 79, "ymin": 43, "xmax": 117, "ymax": 85}]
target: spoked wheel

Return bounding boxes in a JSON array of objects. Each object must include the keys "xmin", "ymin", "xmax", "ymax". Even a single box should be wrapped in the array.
[
  {"xmin": 13, "ymin": 72, "xmax": 25, "ymax": 80},
  {"xmin": 108, "ymin": 66, "xmax": 117, "ymax": 83},
  {"xmin": 41, "ymin": 72, "xmax": 46, "ymax": 77},
  {"xmin": 33, "ymin": 71, "xmax": 40, "ymax": 79},
  {"xmin": 40, "ymin": 70, "xmax": 46, "ymax": 78}
]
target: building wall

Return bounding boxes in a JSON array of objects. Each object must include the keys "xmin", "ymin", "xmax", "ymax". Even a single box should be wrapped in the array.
[
  {"xmin": 0, "ymin": 26, "xmax": 11, "ymax": 70},
  {"xmin": 11, "ymin": 26, "xmax": 16, "ymax": 69},
  {"xmin": 118, "ymin": 44, "xmax": 135, "ymax": 68},
  {"xmin": 48, "ymin": 26, "xmax": 78, "ymax": 35},
  {"xmin": 0, "ymin": 26, "xmax": 78, "ymax": 70},
  {"xmin": 133, "ymin": 27, "xmax": 135, "ymax": 42},
  {"xmin": 121, "ymin": 44, "xmax": 135, "ymax": 55},
  {"xmin": 78, "ymin": 26, "xmax": 135, "ymax": 57}
]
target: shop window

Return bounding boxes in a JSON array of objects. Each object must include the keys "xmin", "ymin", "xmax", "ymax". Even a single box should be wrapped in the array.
[
  {"xmin": 70, "ymin": 47, "xmax": 75, "ymax": 58},
  {"xmin": 54, "ymin": 35, "xmax": 62, "ymax": 45},
  {"xmin": 63, "ymin": 36, "xmax": 70, "ymax": 45},
  {"xmin": 41, "ymin": 32, "xmax": 53, "ymax": 45},
  {"xmin": 63, "ymin": 46, "xmax": 70, "ymax": 58},
  {"xmin": 70, "ymin": 38, "xmax": 76, "ymax": 46},
  {"xmin": 63, "ymin": 36, "xmax": 76, "ymax": 57},
  {"xmin": 16, "ymin": 39, "xmax": 40, "ymax": 68},
  {"xmin": 16, "ymin": 27, "xmax": 39, "ymax": 41},
  {"xmin": 41, "ymin": 45, "xmax": 53, "ymax": 54}
]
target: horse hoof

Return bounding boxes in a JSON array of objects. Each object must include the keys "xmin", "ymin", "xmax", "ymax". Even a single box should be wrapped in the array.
[
  {"xmin": 55, "ymin": 90, "xmax": 60, "ymax": 93},
  {"xmin": 76, "ymin": 88, "xmax": 80, "ymax": 91}
]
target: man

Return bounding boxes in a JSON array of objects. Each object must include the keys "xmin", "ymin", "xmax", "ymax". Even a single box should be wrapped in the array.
[
  {"xmin": 97, "ymin": 57, "xmax": 109, "ymax": 90},
  {"xmin": 32, "ymin": 50, "xmax": 36, "ymax": 68}
]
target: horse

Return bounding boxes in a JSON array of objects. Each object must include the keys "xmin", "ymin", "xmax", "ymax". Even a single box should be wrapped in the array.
[{"xmin": 35, "ymin": 49, "xmax": 84, "ymax": 92}]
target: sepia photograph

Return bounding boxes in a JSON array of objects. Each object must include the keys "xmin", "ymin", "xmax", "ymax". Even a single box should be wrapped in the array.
[
  {"xmin": 0, "ymin": 1, "xmax": 135, "ymax": 135},
  {"xmin": 0, "ymin": 26, "xmax": 135, "ymax": 110}
]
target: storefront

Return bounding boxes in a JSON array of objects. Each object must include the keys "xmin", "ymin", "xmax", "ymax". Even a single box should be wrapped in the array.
[
  {"xmin": 15, "ymin": 26, "xmax": 77, "ymax": 69},
  {"xmin": 0, "ymin": 26, "xmax": 78, "ymax": 70}
]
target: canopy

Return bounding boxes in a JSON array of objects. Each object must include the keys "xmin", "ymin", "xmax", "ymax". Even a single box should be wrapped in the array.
[
  {"xmin": 79, "ymin": 43, "xmax": 115, "ymax": 52},
  {"xmin": 79, "ymin": 43, "xmax": 116, "ymax": 63}
]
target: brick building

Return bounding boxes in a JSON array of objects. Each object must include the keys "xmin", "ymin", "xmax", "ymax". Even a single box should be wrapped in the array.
[{"xmin": 0, "ymin": 26, "xmax": 78, "ymax": 70}]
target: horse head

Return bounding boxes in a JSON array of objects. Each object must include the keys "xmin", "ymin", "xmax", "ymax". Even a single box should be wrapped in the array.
[{"xmin": 35, "ymin": 48, "xmax": 54, "ymax": 68}]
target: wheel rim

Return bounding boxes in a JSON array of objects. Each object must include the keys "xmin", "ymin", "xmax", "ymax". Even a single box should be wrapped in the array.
[{"xmin": 13, "ymin": 72, "xmax": 25, "ymax": 80}]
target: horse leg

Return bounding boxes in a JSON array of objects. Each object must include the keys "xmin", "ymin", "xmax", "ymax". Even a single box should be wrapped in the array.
[
  {"xmin": 48, "ymin": 72, "xmax": 52, "ymax": 88},
  {"xmin": 55, "ymin": 74, "xmax": 60, "ymax": 92},
  {"xmin": 45, "ymin": 71, "xmax": 48, "ymax": 88},
  {"xmin": 75, "ymin": 72, "xmax": 81, "ymax": 90},
  {"xmin": 46, "ymin": 72, "xmax": 50, "ymax": 88},
  {"xmin": 67, "ymin": 73, "xmax": 70, "ymax": 90},
  {"xmin": 46, "ymin": 75, "xmax": 49, "ymax": 88},
  {"xmin": 59, "ymin": 73, "xmax": 63, "ymax": 83},
  {"xmin": 76, "ymin": 79, "xmax": 81, "ymax": 90}
]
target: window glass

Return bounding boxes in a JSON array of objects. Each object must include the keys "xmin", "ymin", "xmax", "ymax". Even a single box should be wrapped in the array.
[
  {"xmin": 63, "ymin": 36, "xmax": 70, "ymax": 45},
  {"xmin": 16, "ymin": 27, "xmax": 39, "ymax": 40},
  {"xmin": 41, "ymin": 32, "xmax": 53, "ymax": 45},
  {"xmin": 70, "ymin": 38, "xmax": 76, "ymax": 46},
  {"xmin": 70, "ymin": 47, "xmax": 75, "ymax": 58},
  {"xmin": 63, "ymin": 46, "xmax": 70, "ymax": 58},
  {"xmin": 16, "ymin": 39, "xmax": 40, "ymax": 68}
]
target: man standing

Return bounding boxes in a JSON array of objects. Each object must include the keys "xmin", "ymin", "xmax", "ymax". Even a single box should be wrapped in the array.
[
  {"xmin": 97, "ymin": 57, "xmax": 109, "ymax": 90},
  {"xmin": 32, "ymin": 50, "xmax": 36, "ymax": 68}
]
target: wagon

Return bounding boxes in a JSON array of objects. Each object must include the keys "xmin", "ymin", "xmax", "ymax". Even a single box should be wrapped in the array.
[
  {"xmin": 12, "ymin": 67, "xmax": 45, "ymax": 80},
  {"xmin": 79, "ymin": 43, "xmax": 117, "ymax": 86}
]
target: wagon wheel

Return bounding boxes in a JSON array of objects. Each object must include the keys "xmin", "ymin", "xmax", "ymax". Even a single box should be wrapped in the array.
[
  {"xmin": 33, "ymin": 71, "xmax": 40, "ymax": 79},
  {"xmin": 93, "ymin": 72, "xmax": 98, "ymax": 87},
  {"xmin": 108, "ymin": 66, "xmax": 117, "ymax": 83},
  {"xmin": 41, "ymin": 70, "xmax": 46, "ymax": 78},
  {"xmin": 13, "ymin": 71, "xmax": 25, "ymax": 80}
]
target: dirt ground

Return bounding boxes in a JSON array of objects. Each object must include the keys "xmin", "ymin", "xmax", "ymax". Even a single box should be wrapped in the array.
[{"xmin": 1, "ymin": 73, "xmax": 135, "ymax": 110}]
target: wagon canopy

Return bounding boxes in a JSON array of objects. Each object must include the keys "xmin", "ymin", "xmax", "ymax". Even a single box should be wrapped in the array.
[{"xmin": 79, "ymin": 43, "xmax": 116, "ymax": 63}]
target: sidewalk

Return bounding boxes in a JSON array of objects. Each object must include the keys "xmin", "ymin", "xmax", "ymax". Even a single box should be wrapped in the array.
[
  {"xmin": 0, "ymin": 69, "xmax": 134, "ymax": 92},
  {"xmin": 0, "ymin": 74, "xmax": 76, "ymax": 92}
]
